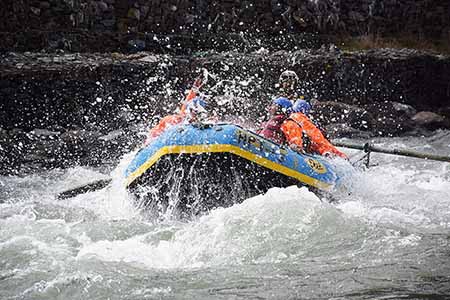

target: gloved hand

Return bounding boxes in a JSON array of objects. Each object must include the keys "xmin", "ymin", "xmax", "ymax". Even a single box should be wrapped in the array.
[
  {"xmin": 324, "ymin": 151, "xmax": 349, "ymax": 160},
  {"xmin": 289, "ymin": 143, "xmax": 305, "ymax": 154}
]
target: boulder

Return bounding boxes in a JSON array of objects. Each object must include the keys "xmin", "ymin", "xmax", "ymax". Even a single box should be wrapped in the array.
[
  {"xmin": 391, "ymin": 102, "xmax": 417, "ymax": 117},
  {"xmin": 364, "ymin": 101, "xmax": 416, "ymax": 136},
  {"xmin": 411, "ymin": 111, "xmax": 448, "ymax": 129},
  {"xmin": 311, "ymin": 100, "xmax": 375, "ymax": 132}
]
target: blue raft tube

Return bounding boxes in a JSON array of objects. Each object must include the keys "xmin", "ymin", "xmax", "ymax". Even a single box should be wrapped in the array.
[{"xmin": 125, "ymin": 123, "xmax": 346, "ymax": 218}]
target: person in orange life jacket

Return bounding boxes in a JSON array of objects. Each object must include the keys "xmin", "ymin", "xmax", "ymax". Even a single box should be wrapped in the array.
[
  {"xmin": 278, "ymin": 70, "xmax": 329, "ymax": 139},
  {"xmin": 278, "ymin": 71, "xmax": 319, "ymax": 133},
  {"xmin": 289, "ymin": 100, "xmax": 348, "ymax": 159},
  {"xmin": 180, "ymin": 76, "xmax": 204, "ymax": 113},
  {"xmin": 257, "ymin": 97, "xmax": 304, "ymax": 151},
  {"xmin": 144, "ymin": 77, "xmax": 204, "ymax": 145}
]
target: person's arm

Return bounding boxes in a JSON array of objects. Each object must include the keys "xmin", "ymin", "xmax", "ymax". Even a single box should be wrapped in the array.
[
  {"xmin": 180, "ymin": 77, "xmax": 204, "ymax": 113},
  {"xmin": 281, "ymin": 120, "xmax": 303, "ymax": 152},
  {"xmin": 298, "ymin": 115, "xmax": 348, "ymax": 159},
  {"xmin": 145, "ymin": 115, "xmax": 182, "ymax": 145},
  {"xmin": 323, "ymin": 147, "xmax": 348, "ymax": 159}
]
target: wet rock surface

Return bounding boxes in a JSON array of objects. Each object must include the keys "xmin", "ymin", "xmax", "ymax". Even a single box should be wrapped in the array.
[
  {"xmin": 0, "ymin": 125, "xmax": 144, "ymax": 176},
  {"xmin": 2, "ymin": 49, "xmax": 449, "ymax": 129},
  {"xmin": 1, "ymin": 48, "xmax": 449, "ymax": 175}
]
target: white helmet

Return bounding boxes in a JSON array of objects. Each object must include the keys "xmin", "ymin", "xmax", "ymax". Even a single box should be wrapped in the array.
[{"xmin": 279, "ymin": 70, "xmax": 299, "ymax": 92}]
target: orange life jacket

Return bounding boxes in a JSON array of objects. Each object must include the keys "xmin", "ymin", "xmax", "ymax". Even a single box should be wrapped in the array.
[
  {"xmin": 145, "ymin": 114, "xmax": 184, "ymax": 145},
  {"xmin": 257, "ymin": 114, "xmax": 305, "ymax": 150},
  {"xmin": 289, "ymin": 112, "xmax": 347, "ymax": 159},
  {"xmin": 145, "ymin": 87, "xmax": 199, "ymax": 144},
  {"xmin": 180, "ymin": 88, "xmax": 198, "ymax": 113},
  {"xmin": 280, "ymin": 118, "xmax": 304, "ymax": 150}
]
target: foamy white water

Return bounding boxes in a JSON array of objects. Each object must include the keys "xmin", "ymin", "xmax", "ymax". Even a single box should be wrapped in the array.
[{"xmin": 1, "ymin": 131, "xmax": 450, "ymax": 299}]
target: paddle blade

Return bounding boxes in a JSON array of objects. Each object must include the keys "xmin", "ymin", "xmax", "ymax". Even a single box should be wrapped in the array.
[{"xmin": 57, "ymin": 179, "xmax": 112, "ymax": 200}]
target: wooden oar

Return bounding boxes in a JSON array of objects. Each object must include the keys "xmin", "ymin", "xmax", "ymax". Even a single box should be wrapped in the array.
[
  {"xmin": 334, "ymin": 141, "xmax": 450, "ymax": 163},
  {"xmin": 57, "ymin": 178, "xmax": 112, "ymax": 200}
]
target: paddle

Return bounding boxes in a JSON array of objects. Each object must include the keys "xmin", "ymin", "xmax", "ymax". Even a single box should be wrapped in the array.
[
  {"xmin": 334, "ymin": 141, "xmax": 450, "ymax": 163},
  {"xmin": 57, "ymin": 178, "xmax": 112, "ymax": 200}
]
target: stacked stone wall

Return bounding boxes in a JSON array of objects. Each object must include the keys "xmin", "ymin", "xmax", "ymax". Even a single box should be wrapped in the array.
[{"xmin": 1, "ymin": 0, "xmax": 449, "ymax": 38}]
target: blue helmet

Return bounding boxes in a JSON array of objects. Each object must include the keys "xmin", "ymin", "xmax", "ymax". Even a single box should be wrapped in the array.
[
  {"xmin": 185, "ymin": 97, "xmax": 208, "ymax": 123},
  {"xmin": 186, "ymin": 97, "xmax": 207, "ymax": 113},
  {"xmin": 292, "ymin": 99, "xmax": 311, "ymax": 115},
  {"xmin": 273, "ymin": 97, "xmax": 293, "ymax": 113}
]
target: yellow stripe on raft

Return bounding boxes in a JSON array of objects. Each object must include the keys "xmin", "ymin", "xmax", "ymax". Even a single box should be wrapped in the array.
[{"xmin": 126, "ymin": 144, "xmax": 332, "ymax": 190}]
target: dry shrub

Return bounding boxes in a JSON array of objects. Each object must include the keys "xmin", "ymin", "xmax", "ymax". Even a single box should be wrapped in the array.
[{"xmin": 337, "ymin": 33, "xmax": 450, "ymax": 54}]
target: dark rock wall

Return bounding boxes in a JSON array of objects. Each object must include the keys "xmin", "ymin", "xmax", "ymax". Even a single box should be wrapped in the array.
[
  {"xmin": 1, "ymin": 50, "xmax": 449, "ymax": 132},
  {"xmin": 292, "ymin": 49, "xmax": 450, "ymax": 110},
  {"xmin": 0, "ymin": 53, "xmax": 187, "ymax": 131},
  {"xmin": 1, "ymin": 0, "xmax": 449, "ymax": 37}
]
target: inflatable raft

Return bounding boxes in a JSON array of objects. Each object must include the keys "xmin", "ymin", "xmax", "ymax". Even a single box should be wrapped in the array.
[{"xmin": 125, "ymin": 123, "xmax": 341, "ymax": 218}]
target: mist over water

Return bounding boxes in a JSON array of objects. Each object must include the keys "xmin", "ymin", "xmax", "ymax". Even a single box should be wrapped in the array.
[{"xmin": 1, "ymin": 131, "xmax": 450, "ymax": 299}]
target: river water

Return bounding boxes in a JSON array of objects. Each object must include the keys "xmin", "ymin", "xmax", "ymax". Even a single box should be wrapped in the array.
[{"xmin": 1, "ymin": 130, "xmax": 450, "ymax": 299}]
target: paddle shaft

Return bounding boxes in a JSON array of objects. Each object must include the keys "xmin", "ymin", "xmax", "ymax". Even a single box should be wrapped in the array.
[{"xmin": 334, "ymin": 141, "xmax": 450, "ymax": 163}]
